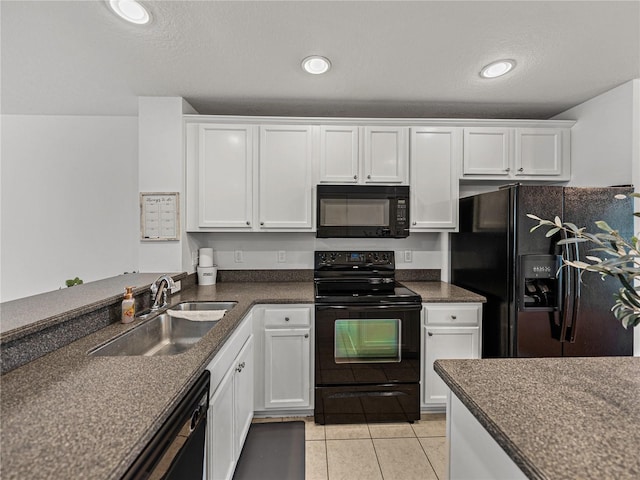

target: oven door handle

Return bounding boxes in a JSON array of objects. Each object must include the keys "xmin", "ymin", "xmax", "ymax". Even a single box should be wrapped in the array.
[{"xmin": 315, "ymin": 304, "xmax": 422, "ymax": 312}]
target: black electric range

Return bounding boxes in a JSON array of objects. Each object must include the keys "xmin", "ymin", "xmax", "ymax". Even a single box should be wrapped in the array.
[{"xmin": 313, "ymin": 251, "xmax": 422, "ymax": 425}]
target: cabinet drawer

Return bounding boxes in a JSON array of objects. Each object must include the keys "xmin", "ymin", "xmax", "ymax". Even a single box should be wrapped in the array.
[
  {"xmin": 263, "ymin": 307, "xmax": 311, "ymax": 327},
  {"xmin": 424, "ymin": 304, "xmax": 480, "ymax": 326}
]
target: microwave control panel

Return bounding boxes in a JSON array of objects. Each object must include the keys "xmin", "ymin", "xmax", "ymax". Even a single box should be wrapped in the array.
[{"xmin": 396, "ymin": 199, "xmax": 408, "ymax": 223}]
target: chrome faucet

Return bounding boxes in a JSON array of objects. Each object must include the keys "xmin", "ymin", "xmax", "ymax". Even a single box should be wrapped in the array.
[{"xmin": 150, "ymin": 275, "xmax": 176, "ymax": 311}]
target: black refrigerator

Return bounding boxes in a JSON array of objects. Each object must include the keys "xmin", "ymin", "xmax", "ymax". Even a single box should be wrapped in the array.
[{"xmin": 451, "ymin": 184, "xmax": 634, "ymax": 358}]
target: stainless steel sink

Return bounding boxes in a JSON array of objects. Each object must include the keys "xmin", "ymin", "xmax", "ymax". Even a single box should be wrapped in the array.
[{"xmin": 90, "ymin": 302, "xmax": 236, "ymax": 357}]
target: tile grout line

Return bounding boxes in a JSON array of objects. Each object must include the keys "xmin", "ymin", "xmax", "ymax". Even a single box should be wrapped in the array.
[
  {"xmin": 323, "ymin": 432, "xmax": 329, "ymax": 480},
  {"xmin": 369, "ymin": 435, "xmax": 386, "ymax": 480},
  {"xmin": 417, "ymin": 436, "xmax": 441, "ymax": 480}
]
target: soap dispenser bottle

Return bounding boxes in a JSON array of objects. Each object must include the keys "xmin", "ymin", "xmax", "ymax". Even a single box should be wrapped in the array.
[{"xmin": 121, "ymin": 287, "xmax": 135, "ymax": 324}]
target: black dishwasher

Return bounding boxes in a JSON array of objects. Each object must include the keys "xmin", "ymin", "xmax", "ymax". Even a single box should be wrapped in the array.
[{"xmin": 123, "ymin": 370, "xmax": 210, "ymax": 480}]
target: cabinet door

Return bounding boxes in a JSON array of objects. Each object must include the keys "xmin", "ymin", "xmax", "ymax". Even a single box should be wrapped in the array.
[
  {"xmin": 208, "ymin": 367, "xmax": 235, "ymax": 480},
  {"xmin": 264, "ymin": 327, "xmax": 311, "ymax": 408},
  {"xmin": 258, "ymin": 125, "xmax": 314, "ymax": 229},
  {"xmin": 410, "ymin": 127, "xmax": 461, "ymax": 230},
  {"xmin": 423, "ymin": 327, "xmax": 479, "ymax": 405},
  {"xmin": 463, "ymin": 128, "xmax": 511, "ymax": 176},
  {"xmin": 198, "ymin": 124, "xmax": 254, "ymax": 228},
  {"xmin": 363, "ymin": 126, "xmax": 408, "ymax": 183},
  {"xmin": 319, "ymin": 126, "xmax": 359, "ymax": 183},
  {"xmin": 514, "ymin": 128, "xmax": 563, "ymax": 176},
  {"xmin": 233, "ymin": 336, "xmax": 254, "ymax": 456}
]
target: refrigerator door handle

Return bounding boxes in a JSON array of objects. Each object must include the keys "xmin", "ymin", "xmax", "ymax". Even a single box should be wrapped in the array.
[
  {"xmin": 558, "ymin": 231, "xmax": 573, "ymax": 343},
  {"xmin": 567, "ymin": 238, "xmax": 581, "ymax": 343}
]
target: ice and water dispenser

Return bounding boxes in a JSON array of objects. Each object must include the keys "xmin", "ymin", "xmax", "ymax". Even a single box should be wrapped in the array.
[{"xmin": 519, "ymin": 255, "xmax": 562, "ymax": 311}]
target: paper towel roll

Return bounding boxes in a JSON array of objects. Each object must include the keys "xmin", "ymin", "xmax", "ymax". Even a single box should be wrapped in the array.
[{"xmin": 199, "ymin": 248, "xmax": 214, "ymax": 267}]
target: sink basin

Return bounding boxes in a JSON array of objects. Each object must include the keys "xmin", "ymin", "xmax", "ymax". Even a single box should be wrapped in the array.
[
  {"xmin": 171, "ymin": 301, "xmax": 237, "ymax": 311},
  {"xmin": 90, "ymin": 301, "xmax": 237, "ymax": 357},
  {"xmin": 90, "ymin": 313, "xmax": 217, "ymax": 357}
]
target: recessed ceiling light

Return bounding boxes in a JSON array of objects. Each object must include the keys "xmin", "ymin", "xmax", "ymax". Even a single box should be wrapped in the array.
[
  {"xmin": 480, "ymin": 60, "xmax": 516, "ymax": 79},
  {"xmin": 302, "ymin": 56, "xmax": 331, "ymax": 75},
  {"xmin": 108, "ymin": 0, "xmax": 151, "ymax": 25}
]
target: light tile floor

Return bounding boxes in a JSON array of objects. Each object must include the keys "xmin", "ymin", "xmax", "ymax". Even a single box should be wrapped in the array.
[{"xmin": 253, "ymin": 414, "xmax": 447, "ymax": 480}]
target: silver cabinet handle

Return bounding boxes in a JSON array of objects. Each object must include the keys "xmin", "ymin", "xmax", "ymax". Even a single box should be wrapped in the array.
[
  {"xmin": 353, "ymin": 175, "xmax": 357, "ymax": 180},
  {"xmin": 427, "ymin": 332, "xmax": 433, "ymax": 337},
  {"xmin": 304, "ymin": 334, "xmax": 309, "ymax": 338},
  {"xmin": 518, "ymin": 167, "xmax": 524, "ymax": 172},
  {"xmin": 246, "ymin": 221, "xmax": 250, "ymax": 226},
  {"xmin": 367, "ymin": 174, "xmax": 371, "ymax": 179},
  {"xmin": 236, "ymin": 361, "xmax": 246, "ymax": 373},
  {"xmin": 412, "ymin": 221, "xmax": 417, "ymax": 226},
  {"xmin": 451, "ymin": 315, "xmax": 457, "ymax": 320},
  {"xmin": 284, "ymin": 317, "xmax": 290, "ymax": 322},
  {"xmin": 260, "ymin": 222, "xmax": 264, "ymax": 226}
]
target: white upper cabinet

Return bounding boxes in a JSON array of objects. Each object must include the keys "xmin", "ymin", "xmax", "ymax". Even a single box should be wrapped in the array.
[
  {"xmin": 197, "ymin": 124, "xmax": 254, "ymax": 229},
  {"xmin": 463, "ymin": 127, "xmax": 511, "ymax": 176},
  {"xmin": 514, "ymin": 128, "xmax": 563, "ymax": 176},
  {"xmin": 258, "ymin": 125, "xmax": 314, "ymax": 230},
  {"xmin": 319, "ymin": 125, "xmax": 408, "ymax": 184},
  {"xmin": 410, "ymin": 127, "xmax": 461, "ymax": 231},
  {"xmin": 319, "ymin": 126, "xmax": 359, "ymax": 183},
  {"xmin": 462, "ymin": 126, "xmax": 570, "ymax": 180},
  {"xmin": 363, "ymin": 126, "xmax": 408, "ymax": 183},
  {"xmin": 186, "ymin": 122, "xmax": 314, "ymax": 232},
  {"xmin": 186, "ymin": 117, "xmax": 574, "ymax": 233}
]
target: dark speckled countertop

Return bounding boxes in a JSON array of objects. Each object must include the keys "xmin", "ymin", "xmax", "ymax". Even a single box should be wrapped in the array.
[
  {"xmin": 435, "ymin": 357, "xmax": 640, "ymax": 480},
  {"xmin": 1, "ymin": 280, "xmax": 482, "ymax": 480}
]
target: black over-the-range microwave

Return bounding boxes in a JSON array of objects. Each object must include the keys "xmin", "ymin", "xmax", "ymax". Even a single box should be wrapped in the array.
[{"xmin": 316, "ymin": 184, "xmax": 410, "ymax": 238}]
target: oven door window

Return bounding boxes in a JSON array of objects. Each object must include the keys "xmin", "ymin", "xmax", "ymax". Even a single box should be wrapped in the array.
[
  {"xmin": 334, "ymin": 319, "xmax": 401, "ymax": 363},
  {"xmin": 319, "ymin": 198, "xmax": 390, "ymax": 227}
]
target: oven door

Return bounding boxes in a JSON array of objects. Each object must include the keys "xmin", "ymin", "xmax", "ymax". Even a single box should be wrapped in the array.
[
  {"xmin": 314, "ymin": 304, "xmax": 421, "ymax": 424},
  {"xmin": 315, "ymin": 304, "xmax": 421, "ymax": 386}
]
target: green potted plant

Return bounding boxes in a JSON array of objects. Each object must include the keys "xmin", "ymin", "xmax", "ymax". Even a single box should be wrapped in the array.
[
  {"xmin": 65, "ymin": 277, "xmax": 84, "ymax": 287},
  {"xmin": 528, "ymin": 192, "xmax": 640, "ymax": 328}
]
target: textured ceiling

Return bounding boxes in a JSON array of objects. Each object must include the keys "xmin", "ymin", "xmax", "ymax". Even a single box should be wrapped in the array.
[{"xmin": 2, "ymin": 0, "xmax": 639, "ymax": 119}]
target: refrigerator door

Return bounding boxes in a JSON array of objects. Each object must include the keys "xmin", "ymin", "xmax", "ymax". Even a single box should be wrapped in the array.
[
  {"xmin": 451, "ymin": 188, "xmax": 513, "ymax": 357},
  {"xmin": 514, "ymin": 185, "xmax": 564, "ymax": 357},
  {"xmin": 561, "ymin": 187, "xmax": 634, "ymax": 357}
]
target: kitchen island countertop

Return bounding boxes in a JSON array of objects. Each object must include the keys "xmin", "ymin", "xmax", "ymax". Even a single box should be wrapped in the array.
[
  {"xmin": 1, "ymin": 279, "xmax": 479, "ymax": 479},
  {"xmin": 435, "ymin": 356, "xmax": 640, "ymax": 479}
]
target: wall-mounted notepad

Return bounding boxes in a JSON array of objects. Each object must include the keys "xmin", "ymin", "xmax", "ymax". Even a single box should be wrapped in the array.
[{"xmin": 140, "ymin": 192, "xmax": 180, "ymax": 241}]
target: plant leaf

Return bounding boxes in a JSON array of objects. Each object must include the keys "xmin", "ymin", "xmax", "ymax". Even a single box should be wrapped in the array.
[{"xmin": 595, "ymin": 220, "xmax": 614, "ymax": 233}]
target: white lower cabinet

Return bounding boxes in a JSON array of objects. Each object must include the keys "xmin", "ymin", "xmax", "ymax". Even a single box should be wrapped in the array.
[
  {"xmin": 253, "ymin": 305, "xmax": 314, "ymax": 414},
  {"xmin": 448, "ymin": 391, "xmax": 526, "ymax": 479},
  {"xmin": 422, "ymin": 303, "xmax": 481, "ymax": 409},
  {"xmin": 206, "ymin": 315, "xmax": 254, "ymax": 480},
  {"xmin": 264, "ymin": 328, "xmax": 310, "ymax": 408}
]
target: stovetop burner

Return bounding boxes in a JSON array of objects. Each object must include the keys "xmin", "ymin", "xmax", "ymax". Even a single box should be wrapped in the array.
[
  {"xmin": 314, "ymin": 250, "xmax": 421, "ymax": 305},
  {"xmin": 315, "ymin": 281, "xmax": 421, "ymax": 304}
]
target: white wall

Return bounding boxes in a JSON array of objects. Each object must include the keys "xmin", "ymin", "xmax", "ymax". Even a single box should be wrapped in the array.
[
  {"xmin": 137, "ymin": 97, "xmax": 196, "ymax": 274},
  {"xmin": 0, "ymin": 115, "xmax": 138, "ymax": 302},
  {"xmin": 553, "ymin": 80, "xmax": 636, "ymax": 186},
  {"xmin": 188, "ymin": 231, "xmax": 446, "ymax": 273}
]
